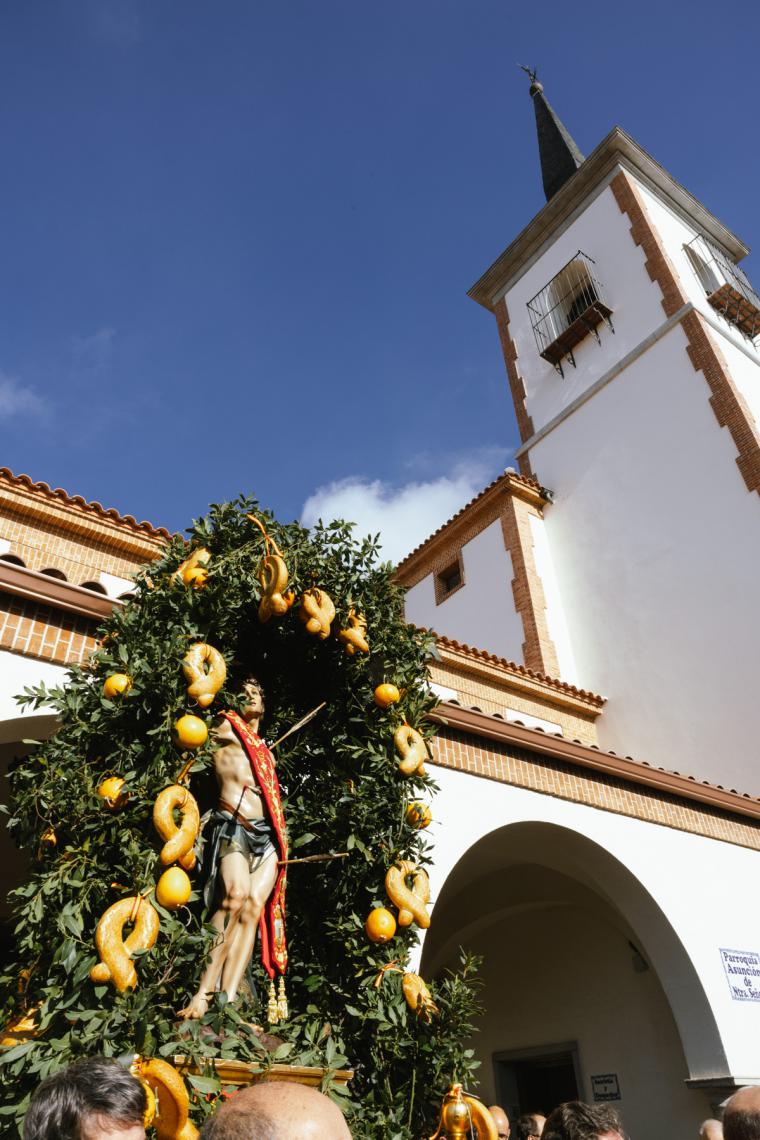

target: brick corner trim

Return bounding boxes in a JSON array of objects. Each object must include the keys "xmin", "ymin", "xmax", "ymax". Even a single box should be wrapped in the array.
[
  {"xmin": 494, "ymin": 300, "xmax": 535, "ymax": 478},
  {"xmin": 500, "ymin": 495, "xmax": 561, "ymax": 678},
  {"xmin": 611, "ymin": 170, "xmax": 760, "ymax": 495}
]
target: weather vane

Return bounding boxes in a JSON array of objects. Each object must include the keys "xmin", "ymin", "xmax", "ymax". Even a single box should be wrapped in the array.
[{"xmin": 518, "ymin": 63, "xmax": 539, "ymax": 85}]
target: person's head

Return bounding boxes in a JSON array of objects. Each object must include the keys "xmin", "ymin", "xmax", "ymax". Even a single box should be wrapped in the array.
[
  {"xmin": 514, "ymin": 1114, "xmax": 546, "ymax": 1140},
  {"xmin": 23, "ymin": 1056, "xmax": 147, "ymax": 1140},
  {"xmin": 489, "ymin": 1104, "xmax": 511, "ymax": 1138},
  {"xmin": 723, "ymin": 1086, "xmax": 760, "ymax": 1140},
  {"xmin": 241, "ymin": 677, "xmax": 265, "ymax": 721},
  {"xmin": 700, "ymin": 1120, "xmax": 724, "ymax": 1140},
  {"xmin": 542, "ymin": 1101, "xmax": 624, "ymax": 1140},
  {"xmin": 199, "ymin": 1080, "xmax": 351, "ymax": 1140}
]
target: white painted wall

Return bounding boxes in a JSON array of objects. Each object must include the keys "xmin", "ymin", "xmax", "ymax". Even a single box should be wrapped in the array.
[
  {"xmin": 528, "ymin": 512, "xmax": 579, "ymax": 683},
  {"xmin": 502, "ymin": 178, "xmax": 668, "ymax": 434},
  {"xmin": 403, "ymin": 520, "xmax": 525, "ymax": 660},
  {"xmin": 99, "ymin": 570, "xmax": 136, "ymax": 598},
  {"xmin": 528, "ymin": 321, "xmax": 760, "ymax": 793},
  {"xmin": 0, "ymin": 649, "xmax": 65, "ymax": 722},
  {"xmin": 422, "ymin": 764, "xmax": 760, "ymax": 1085}
]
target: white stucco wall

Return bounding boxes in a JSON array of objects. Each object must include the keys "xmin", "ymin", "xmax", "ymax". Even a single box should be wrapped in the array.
[
  {"xmin": 528, "ymin": 512, "xmax": 579, "ymax": 683},
  {"xmin": 0, "ymin": 649, "xmax": 65, "ymax": 723},
  {"xmin": 501, "ymin": 178, "xmax": 668, "ymax": 434},
  {"xmin": 403, "ymin": 519, "xmax": 525, "ymax": 660},
  {"xmin": 526, "ymin": 319, "xmax": 760, "ymax": 794},
  {"xmin": 422, "ymin": 764, "xmax": 760, "ymax": 1086}
]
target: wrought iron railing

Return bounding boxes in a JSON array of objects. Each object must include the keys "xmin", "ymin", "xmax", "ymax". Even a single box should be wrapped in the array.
[
  {"xmin": 685, "ymin": 235, "xmax": 760, "ymax": 341},
  {"xmin": 527, "ymin": 251, "xmax": 613, "ymax": 374}
]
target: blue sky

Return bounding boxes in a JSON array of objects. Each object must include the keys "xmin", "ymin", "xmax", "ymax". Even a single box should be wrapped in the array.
[{"xmin": 3, "ymin": 1, "xmax": 759, "ymax": 558}]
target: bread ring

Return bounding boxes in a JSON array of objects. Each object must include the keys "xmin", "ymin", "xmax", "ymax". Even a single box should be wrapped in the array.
[
  {"xmin": 258, "ymin": 554, "xmax": 290, "ymax": 622},
  {"xmin": 385, "ymin": 860, "xmax": 431, "ymax": 929},
  {"xmin": 153, "ymin": 785, "xmax": 200, "ymax": 869},
  {"xmin": 90, "ymin": 896, "xmax": 160, "ymax": 992},
  {"xmin": 136, "ymin": 1057, "xmax": 199, "ymax": 1140},
  {"xmin": 181, "ymin": 642, "xmax": 226, "ymax": 709},
  {"xmin": 298, "ymin": 588, "xmax": 335, "ymax": 639},
  {"xmin": 337, "ymin": 608, "xmax": 369, "ymax": 656},
  {"xmin": 172, "ymin": 547, "xmax": 211, "ymax": 586},
  {"xmin": 394, "ymin": 724, "xmax": 427, "ymax": 777},
  {"xmin": 402, "ymin": 972, "xmax": 439, "ymax": 1021}
]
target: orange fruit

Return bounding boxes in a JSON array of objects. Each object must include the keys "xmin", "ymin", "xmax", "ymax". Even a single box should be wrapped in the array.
[
  {"xmin": 365, "ymin": 907, "xmax": 397, "ymax": 943},
  {"xmin": 373, "ymin": 683, "xmax": 400, "ymax": 709},
  {"xmin": 156, "ymin": 867, "xmax": 192, "ymax": 909},
  {"xmin": 103, "ymin": 673, "xmax": 131, "ymax": 699},
  {"xmin": 406, "ymin": 802, "xmax": 432, "ymax": 830},
  {"xmin": 184, "ymin": 566, "xmax": 208, "ymax": 589},
  {"xmin": 98, "ymin": 776, "xmax": 128, "ymax": 809},
  {"xmin": 173, "ymin": 714, "xmax": 208, "ymax": 750}
]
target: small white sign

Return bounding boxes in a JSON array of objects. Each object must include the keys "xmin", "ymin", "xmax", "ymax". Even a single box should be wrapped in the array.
[
  {"xmin": 720, "ymin": 948, "xmax": 760, "ymax": 1002},
  {"xmin": 591, "ymin": 1074, "xmax": 621, "ymax": 1102}
]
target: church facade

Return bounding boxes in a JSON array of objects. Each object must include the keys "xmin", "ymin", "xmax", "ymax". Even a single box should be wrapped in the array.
[{"xmin": 2, "ymin": 81, "xmax": 760, "ymax": 1138}]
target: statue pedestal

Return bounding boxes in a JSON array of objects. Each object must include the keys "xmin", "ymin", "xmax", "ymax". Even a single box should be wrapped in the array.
[{"xmin": 174, "ymin": 1056, "xmax": 353, "ymax": 1091}]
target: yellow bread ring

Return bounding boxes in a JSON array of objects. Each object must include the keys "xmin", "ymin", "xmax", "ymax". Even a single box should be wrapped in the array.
[
  {"xmin": 90, "ymin": 897, "xmax": 160, "ymax": 991},
  {"xmin": 136, "ymin": 1058, "xmax": 199, "ymax": 1140},
  {"xmin": 172, "ymin": 547, "xmax": 211, "ymax": 585},
  {"xmin": 385, "ymin": 860, "xmax": 431, "ymax": 929},
  {"xmin": 181, "ymin": 642, "xmax": 226, "ymax": 709},
  {"xmin": 402, "ymin": 972, "xmax": 439, "ymax": 1021},
  {"xmin": 337, "ymin": 608, "xmax": 369, "ymax": 656},
  {"xmin": 153, "ymin": 785, "xmax": 200, "ymax": 868},
  {"xmin": 258, "ymin": 553, "xmax": 290, "ymax": 622},
  {"xmin": 394, "ymin": 724, "xmax": 427, "ymax": 777},
  {"xmin": 298, "ymin": 587, "xmax": 335, "ymax": 639}
]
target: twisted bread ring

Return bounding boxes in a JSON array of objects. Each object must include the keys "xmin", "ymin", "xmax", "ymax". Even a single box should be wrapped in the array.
[
  {"xmin": 385, "ymin": 860, "xmax": 431, "ymax": 929},
  {"xmin": 181, "ymin": 642, "xmax": 226, "ymax": 709},
  {"xmin": 90, "ymin": 896, "xmax": 160, "ymax": 992},
  {"xmin": 258, "ymin": 554, "xmax": 290, "ymax": 622},
  {"xmin": 402, "ymin": 972, "xmax": 439, "ymax": 1021},
  {"xmin": 337, "ymin": 608, "xmax": 369, "ymax": 655},
  {"xmin": 394, "ymin": 724, "xmax": 427, "ymax": 777},
  {"xmin": 153, "ymin": 785, "xmax": 199, "ymax": 869},
  {"xmin": 298, "ymin": 587, "xmax": 335, "ymax": 639},
  {"xmin": 135, "ymin": 1057, "xmax": 199, "ymax": 1140}
]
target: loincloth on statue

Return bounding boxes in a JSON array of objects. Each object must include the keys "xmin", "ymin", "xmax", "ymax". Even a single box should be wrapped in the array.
[{"xmin": 198, "ymin": 805, "xmax": 277, "ymax": 912}]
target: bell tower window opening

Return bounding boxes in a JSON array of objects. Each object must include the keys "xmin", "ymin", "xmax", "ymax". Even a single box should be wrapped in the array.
[
  {"xmin": 527, "ymin": 251, "xmax": 614, "ymax": 377},
  {"xmin": 684, "ymin": 234, "xmax": 760, "ymax": 342},
  {"xmin": 435, "ymin": 553, "xmax": 465, "ymax": 605}
]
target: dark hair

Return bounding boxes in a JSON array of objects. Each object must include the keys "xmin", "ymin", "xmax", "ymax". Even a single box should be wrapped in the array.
[
  {"xmin": 23, "ymin": 1056, "xmax": 146, "ymax": 1140},
  {"xmin": 200, "ymin": 1105, "xmax": 278, "ymax": 1140},
  {"xmin": 514, "ymin": 1115, "xmax": 545, "ymax": 1140},
  {"xmin": 543, "ymin": 1101, "xmax": 623, "ymax": 1140},
  {"xmin": 724, "ymin": 1108, "xmax": 760, "ymax": 1140}
]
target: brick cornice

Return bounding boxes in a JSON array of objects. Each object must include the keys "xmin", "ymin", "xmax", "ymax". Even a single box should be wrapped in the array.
[{"xmin": 0, "ymin": 561, "xmax": 121, "ymax": 621}]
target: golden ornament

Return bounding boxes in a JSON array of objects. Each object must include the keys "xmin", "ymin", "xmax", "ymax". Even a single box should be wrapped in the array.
[
  {"xmin": 338, "ymin": 608, "xmax": 369, "ymax": 655},
  {"xmin": 133, "ymin": 1056, "xmax": 199, "ymax": 1140},
  {"xmin": 374, "ymin": 682, "xmax": 400, "ymax": 709},
  {"xmin": 0, "ymin": 1006, "xmax": 40, "ymax": 1048},
  {"xmin": 181, "ymin": 642, "xmax": 226, "ymax": 709},
  {"xmin": 298, "ymin": 587, "xmax": 335, "ymax": 639},
  {"xmin": 156, "ymin": 867, "xmax": 192, "ymax": 910},
  {"xmin": 402, "ymin": 972, "xmax": 439, "ymax": 1021},
  {"xmin": 172, "ymin": 547, "xmax": 211, "ymax": 589},
  {"xmin": 90, "ymin": 895, "xmax": 160, "ymax": 992},
  {"xmin": 385, "ymin": 860, "xmax": 431, "ymax": 929},
  {"xmin": 429, "ymin": 1084, "xmax": 499, "ymax": 1140},
  {"xmin": 103, "ymin": 673, "xmax": 132, "ymax": 699},
  {"xmin": 153, "ymin": 784, "xmax": 199, "ymax": 870},
  {"xmin": 406, "ymin": 802, "xmax": 432, "ymax": 829},
  {"xmin": 98, "ymin": 776, "xmax": 128, "ymax": 810},
  {"xmin": 394, "ymin": 723, "xmax": 427, "ymax": 777},
  {"xmin": 172, "ymin": 714, "xmax": 208, "ymax": 750},
  {"xmin": 258, "ymin": 552, "xmax": 290, "ymax": 621},
  {"xmin": 365, "ymin": 907, "xmax": 397, "ymax": 943}
]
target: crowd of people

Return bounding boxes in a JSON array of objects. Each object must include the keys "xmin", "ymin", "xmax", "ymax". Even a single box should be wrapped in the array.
[{"xmin": 18, "ymin": 1055, "xmax": 760, "ymax": 1139}]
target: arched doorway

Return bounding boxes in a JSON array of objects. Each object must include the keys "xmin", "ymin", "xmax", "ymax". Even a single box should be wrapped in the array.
[{"xmin": 421, "ymin": 821, "xmax": 724, "ymax": 1139}]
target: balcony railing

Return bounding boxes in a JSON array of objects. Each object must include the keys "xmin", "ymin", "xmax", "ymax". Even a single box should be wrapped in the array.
[
  {"xmin": 685, "ymin": 235, "xmax": 760, "ymax": 341},
  {"xmin": 527, "ymin": 252, "xmax": 614, "ymax": 376}
]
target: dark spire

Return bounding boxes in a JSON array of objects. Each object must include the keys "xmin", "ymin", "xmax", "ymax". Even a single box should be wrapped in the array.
[{"xmin": 521, "ymin": 67, "xmax": 584, "ymax": 202}]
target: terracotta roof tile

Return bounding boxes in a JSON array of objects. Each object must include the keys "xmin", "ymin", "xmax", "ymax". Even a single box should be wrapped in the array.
[{"xmin": 0, "ymin": 468, "xmax": 173, "ymax": 541}]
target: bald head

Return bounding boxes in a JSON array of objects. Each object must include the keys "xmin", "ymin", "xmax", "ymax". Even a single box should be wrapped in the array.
[
  {"xmin": 724, "ymin": 1087, "xmax": 760, "ymax": 1140},
  {"xmin": 489, "ymin": 1105, "xmax": 510, "ymax": 1138},
  {"xmin": 700, "ymin": 1121, "xmax": 723, "ymax": 1140},
  {"xmin": 199, "ymin": 1081, "xmax": 352, "ymax": 1140}
]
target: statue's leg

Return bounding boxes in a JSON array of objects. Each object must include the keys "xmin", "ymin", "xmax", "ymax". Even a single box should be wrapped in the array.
[
  {"xmin": 220, "ymin": 848, "xmax": 278, "ymax": 1002},
  {"xmin": 177, "ymin": 851, "xmax": 251, "ymax": 1020}
]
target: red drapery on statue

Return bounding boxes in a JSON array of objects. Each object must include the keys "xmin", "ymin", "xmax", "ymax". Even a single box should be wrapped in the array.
[{"xmin": 222, "ymin": 711, "xmax": 288, "ymax": 978}]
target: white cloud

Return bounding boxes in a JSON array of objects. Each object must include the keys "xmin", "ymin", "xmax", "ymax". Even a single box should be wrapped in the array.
[
  {"xmin": 301, "ymin": 448, "xmax": 510, "ymax": 565},
  {"xmin": 0, "ymin": 375, "xmax": 46, "ymax": 418}
]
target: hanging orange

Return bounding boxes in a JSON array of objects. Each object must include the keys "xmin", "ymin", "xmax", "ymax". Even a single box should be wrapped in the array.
[
  {"xmin": 373, "ymin": 683, "xmax": 400, "ymax": 709},
  {"xmin": 156, "ymin": 868, "xmax": 192, "ymax": 910},
  {"xmin": 103, "ymin": 673, "xmax": 131, "ymax": 699},
  {"xmin": 365, "ymin": 907, "xmax": 397, "ymax": 943},
  {"xmin": 98, "ymin": 777, "xmax": 128, "ymax": 809},
  {"xmin": 172, "ymin": 715, "xmax": 208, "ymax": 750},
  {"xmin": 406, "ymin": 802, "xmax": 432, "ymax": 830}
]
